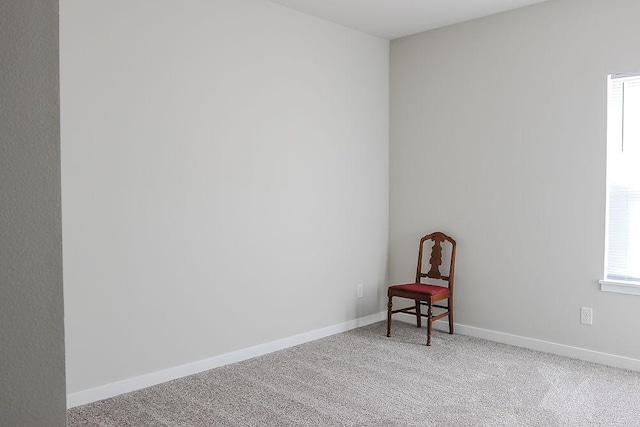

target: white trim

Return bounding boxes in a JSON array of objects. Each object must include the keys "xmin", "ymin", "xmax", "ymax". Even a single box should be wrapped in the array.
[
  {"xmin": 610, "ymin": 71, "xmax": 640, "ymax": 80},
  {"xmin": 394, "ymin": 313, "xmax": 640, "ymax": 371},
  {"xmin": 66, "ymin": 311, "xmax": 386, "ymax": 408},
  {"xmin": 599, "ymin": 279, "xmax": 640, "ymax": 296}
]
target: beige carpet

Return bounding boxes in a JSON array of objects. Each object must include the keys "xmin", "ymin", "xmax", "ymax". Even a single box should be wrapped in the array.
[{"xmin": 68, "ymin": 321, "xmax": 640, "ymax": 426}]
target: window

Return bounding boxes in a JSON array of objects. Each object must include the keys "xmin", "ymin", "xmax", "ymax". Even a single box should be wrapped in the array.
[{"xmin": 601, "ymin": 72, "xmax": 640, "ymax": 295}]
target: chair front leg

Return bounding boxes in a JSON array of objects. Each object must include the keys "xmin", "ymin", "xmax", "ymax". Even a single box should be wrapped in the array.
[
  {"xmin": 386, "ymin": 294, "xmax": 392, "ymax": 337},
  {"xmin": 426, "ymin": 303, "xmax": 433, "ymax": 346}
]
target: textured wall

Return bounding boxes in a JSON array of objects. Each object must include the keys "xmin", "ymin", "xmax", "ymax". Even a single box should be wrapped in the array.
[
  {"xmin": 0, "ymin": 0, "xmax": 67, "ymax": 425},
  {"xmin": 390, "ymin": 0, "xmax": 640, "ymax": 359},
  {"xmin": 61, "ymin": 0, "xmax": 389, "ymax": 394}
]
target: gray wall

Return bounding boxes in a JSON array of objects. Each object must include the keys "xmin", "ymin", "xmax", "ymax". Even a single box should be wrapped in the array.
[
  {"xmin": 390, "ymin": 0, "xmax": 640, "ymax": 359},
  {"xmin": 0, "ymin": 0, "xmax": 66, "ymax": 425},
  {"xmin": 61, "ymin": 0, "xmax": 388, "ymax": 395}
]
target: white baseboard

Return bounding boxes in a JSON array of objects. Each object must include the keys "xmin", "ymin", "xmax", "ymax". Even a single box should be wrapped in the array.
[
  {"xmin": 66, "ymin": 311, "xmax": 386, "ymax": 408},
  {"xmin": 394, "ymin": 313, "xmax": 640, "ymax": 372}
]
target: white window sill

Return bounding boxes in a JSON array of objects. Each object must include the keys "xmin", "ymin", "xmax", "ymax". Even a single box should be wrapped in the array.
[{"xmin": 600, "ymin": 279, "xmax": 640, "ymax": 296}]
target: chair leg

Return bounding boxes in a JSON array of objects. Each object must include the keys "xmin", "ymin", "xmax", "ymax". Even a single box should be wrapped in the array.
[
  {"xmin": 386, "ymin": 295, "xmax": 392, "ymax": 337},
  {"xmin": 415, "ymin": 300, "xmax": 421, "ymax": 328},
  {"xmin": 448, "ymin": 300, "xmax": 454, "ymax": 335},
  {"xmin": 426, "ymin": 304, "xmax": 433, "ymax": 346}
]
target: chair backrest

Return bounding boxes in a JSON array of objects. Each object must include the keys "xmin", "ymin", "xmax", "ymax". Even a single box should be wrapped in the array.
[{"xmin": 415, "ymin": 232, "xmax": 457, "ymax": 290}]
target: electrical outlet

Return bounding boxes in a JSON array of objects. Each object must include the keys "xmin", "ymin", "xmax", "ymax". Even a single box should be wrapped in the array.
[
  {"xmin": 580, "ymin": 307, "xmax": 593, "ymax": 325},
  {"xmin": 356, "ymin": 284, "xmax": 364, "ymax": 298}
]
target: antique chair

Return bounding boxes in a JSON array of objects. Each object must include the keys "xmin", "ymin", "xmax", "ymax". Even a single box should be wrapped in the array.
[{"xmin": 386, "ymin": 231, "xmax": 457, "ymax": 346}]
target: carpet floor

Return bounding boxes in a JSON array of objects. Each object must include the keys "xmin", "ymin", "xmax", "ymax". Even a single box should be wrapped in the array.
[{"xmin": 68, "ymin": 321, "xmax": 640, "ymax": 426}]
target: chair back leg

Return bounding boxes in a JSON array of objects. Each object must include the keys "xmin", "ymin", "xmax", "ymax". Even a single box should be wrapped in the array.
[
  {"xmin": 386, "ymin": 295, "xmax": 392, "ymax": 337},
  {"xmin": 415, "ymin": 300, "xmax": 421, "ymax": 328}
]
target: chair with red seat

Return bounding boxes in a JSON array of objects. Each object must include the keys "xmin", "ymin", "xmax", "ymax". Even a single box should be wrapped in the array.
[{"xmin": 386, "ymin": 231, "xmax": 457, "ymax": 346}]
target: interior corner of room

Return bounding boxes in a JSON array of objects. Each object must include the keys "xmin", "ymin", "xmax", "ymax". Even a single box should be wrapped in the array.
[{"xmin": 4, "ymin": 0, "xmax": 640, "ymax": 424}]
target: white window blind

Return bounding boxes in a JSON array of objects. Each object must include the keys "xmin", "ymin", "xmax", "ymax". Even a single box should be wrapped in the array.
[{"xmin": 605, "ymin": 73, "xmax": 640, "ymax": 282}]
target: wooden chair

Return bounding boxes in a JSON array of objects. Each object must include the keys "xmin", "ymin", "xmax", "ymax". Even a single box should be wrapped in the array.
[{"xmin": 386, "ymin": 232, "xmax": 457, "ymax": 346}]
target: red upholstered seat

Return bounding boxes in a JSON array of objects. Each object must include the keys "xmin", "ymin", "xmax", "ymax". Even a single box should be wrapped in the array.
[{"xmin": 388, "ymin": 283, "xmax": 449, "ymax": 296}]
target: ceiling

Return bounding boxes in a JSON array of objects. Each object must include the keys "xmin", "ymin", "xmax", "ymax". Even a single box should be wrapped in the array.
[{"xmin": 266, "ymin": 0, "xmax": 549, "ymax": 40}]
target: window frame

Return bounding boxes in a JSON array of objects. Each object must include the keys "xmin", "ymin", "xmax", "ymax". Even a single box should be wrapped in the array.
[{"xmin": 600, "ymin": 72, "xmax": 640, "ymax": 296}]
